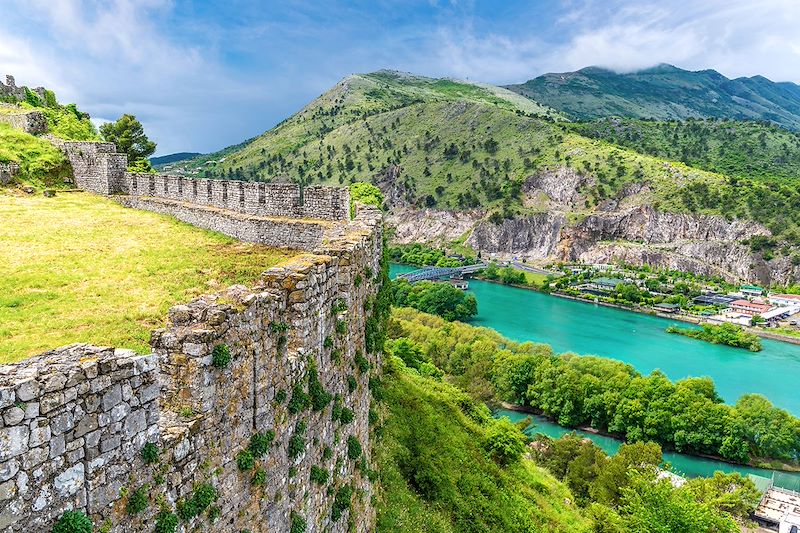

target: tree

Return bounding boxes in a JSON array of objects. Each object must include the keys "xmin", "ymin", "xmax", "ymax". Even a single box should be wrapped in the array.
[
  {"xmin": 349, "ymin": 182, "xmax": 384, "ymax": 209},
  {"xmin": 483, "ymin": 417, "xmax": 527, "ymax": 465},
  {"xmin": 100, "ymin": 114, "xmax": 156, "ymax": 170}
]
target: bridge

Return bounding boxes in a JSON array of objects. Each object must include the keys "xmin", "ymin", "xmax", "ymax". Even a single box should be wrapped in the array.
[{"xmin": 397, "ymin": 263, "xmax": 489, "ymax": 283}]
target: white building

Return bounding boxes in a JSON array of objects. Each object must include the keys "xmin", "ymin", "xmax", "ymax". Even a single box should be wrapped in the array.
[{"xmin": 770, "ymin": 293, "xmax": 800, "ymax": 308}]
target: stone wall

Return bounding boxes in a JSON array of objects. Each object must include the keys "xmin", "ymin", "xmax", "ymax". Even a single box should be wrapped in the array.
[
  {"xmin": 47, "ymin": 140, "xmax": 128, "ymax": 194},
  {"xmin": 0, "ymin": 163, "xmax": 19, "ymax": 186},
  {"xmin": 0, "ymin": 109, "xmax": 47, "ymax": 136},
  {"xmin": 0, "ymin": 75, "xmax": 46, "ymax": 104},
  {"xmin": 123, "ymin": 173, "xmax": 350, "ymax": 222},
  {"xmin": 0, "ymin": 204, "xmax": 384, "ymax": 532},
  {"xmin": 119, "ymin": 196, "xmax": 330, "ymax": 250}
]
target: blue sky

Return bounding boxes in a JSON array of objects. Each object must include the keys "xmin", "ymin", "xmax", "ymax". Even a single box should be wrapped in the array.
[{"xmin": 2, "ymin": 0, "xmax": 799, "ymax": 155}]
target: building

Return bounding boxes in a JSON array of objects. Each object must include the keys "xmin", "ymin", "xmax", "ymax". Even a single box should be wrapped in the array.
[
  {"xmin": 586, "ymin": 277, "xmax": 625, "ymax": 292},
  {"xmin": 741, "ymin": 284, "xmax": 765, "ymax": 297},
  {"xmin": 753, "ymin": 485, "xmax": 800, "ymax": 532},
  {"xmin": 729, "ymin": 299, "xmax": 773, "ymax": 316},
  {"xmin": 693, "ymin": 294, "xmax": 737, "ymax": 306},
  {"xmin": 770, "ymin": 294, "xmax": 800, "ymax": 307},
  {"xmin": 654, "ymin": 303, "xmax": 680, "ymax": 314}
]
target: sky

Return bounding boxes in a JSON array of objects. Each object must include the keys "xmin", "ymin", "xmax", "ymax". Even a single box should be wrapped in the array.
[{"xmin": 1, "ymin": 0, "xmax": 799, "ymax": 155}]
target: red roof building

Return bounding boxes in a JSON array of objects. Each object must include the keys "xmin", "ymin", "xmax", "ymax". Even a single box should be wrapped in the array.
[{"xmin": 729, "ymin": 299, "xmax": 772, "ymax": 316}]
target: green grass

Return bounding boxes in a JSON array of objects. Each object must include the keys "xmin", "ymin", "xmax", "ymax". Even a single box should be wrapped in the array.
[
  {"xmin": 374, "ymin": 366, "xmax": 591, "ymax": 532},
  {"xmin": 0, "ymin": 123, "xmax": 72, "ymax": 187},
  {"xmin": 0, "ymin": 193, "xmax": 295, "ymax": 361}
]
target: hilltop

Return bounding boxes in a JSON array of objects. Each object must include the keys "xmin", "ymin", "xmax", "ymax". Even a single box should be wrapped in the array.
[{"xmin": 506, "ymin": 64, "xmax": 800, "ymax": 130}]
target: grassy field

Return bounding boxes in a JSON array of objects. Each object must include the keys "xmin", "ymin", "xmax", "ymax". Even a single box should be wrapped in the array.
[{"xmin": 0, "ymin": 192, "xmax": 294, "ymax": 362}]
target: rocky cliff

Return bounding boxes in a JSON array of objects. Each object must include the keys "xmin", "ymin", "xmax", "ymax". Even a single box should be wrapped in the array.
[{"xmin": 385, "ymin": 166, "xmax": 799, "ymax": 285}]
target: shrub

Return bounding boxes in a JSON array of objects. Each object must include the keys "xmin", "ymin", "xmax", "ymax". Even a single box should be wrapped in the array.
[
  {"xmin": 211, "ymin": 344, "xmax": 231, "ymax": 368},
  {"xmin": 177, "ymin": 483, "xmax": 217, "ymax": 520},
  {"xmin": 354, "ymin": 274, "xmax": 363, "ymax": 287},
  {"xmin": 208, "ymin": 506, "xmax": 221, "ymax": 522},
  {"xmin": 336, "ymin": 319, "xmax": 347, "ymax": 335},
  {"xmin": 288, "ymin": 382, "xmax": 311, "ymax": 414},
  {"xmin": 347, "ymin": 375, "xmax": 357, "ymax": 393},
  {"xmin": 347, "ymin": 435, "xmax": 362, "ymax": 460},
  {"xmin": 252, "ymin": 467, "xmax": 267, "ymax": 486},
  {"xmin": 331, "ymin": 348, "xmax": 343, "ymax": 364},
  {"xmin": 290, "ymin": 511, "xmax": 307, "ymax": 533},
  {"xmin": 289, "ymin": 465, "xmax": 298, "ymax": 477},
  {"xmin": 275, "ymin": 389, "xmax": 287, "ymax": 404},
  {"xmin": 354, "ymin": 352, "xmax": 370, "ymax": 373},
  {"xmin": 322, "ymin": 446, "xmax": 333, "ymax": 460},
  {"xmin": 483, "ymin": 417, "xmax": 527, "ymax": 465},
  {"xmin": 52, "ymin": 511, "xmax": 93, "ymax": 533},
  {"xmin": 289, "ymin": 435, "xmax": 305, "ymax": 459},
  {"xmin": 310, "ymin": 465, "xmax": 329, "ymax": 485},
  {"xmin": 339, "ymin": 407, "xmax": 354, "ymax": 424},
  {"xmin": 331, "ymin": 485, "xmax": 354, "ymax": 521},
  {"xmin": 270, "ymin": 321, "xmax": 289, "ymax": 334},
  {"xmin": 249, "ymin": 430, "xmax": 275, "ymax": 457},
  {"xmin": 126, "ymin": 486, "xmax": 149, "ymax": 515},
  {"xmin": 154, "ymin": 510, "xmax": 178, "ymax": 533},
  {"xmin": 141, "ymin": 442, "xmax": 159, "ymax": 464},
  {"xmin": 323, "ymin": 336, "xmax": 333, "ymax": 349},
  {"xmin": 309, "ymin": 369, "xmax": 332, "ymax": 411},
  {"xmin": 237, "ymin": 449, "xmax": 255, "ymax": 471}
]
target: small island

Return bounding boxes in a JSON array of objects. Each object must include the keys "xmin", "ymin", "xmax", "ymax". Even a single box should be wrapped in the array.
[{"xmin": 666, "ymin": 322, "xmax": 762, "ymax": 351}]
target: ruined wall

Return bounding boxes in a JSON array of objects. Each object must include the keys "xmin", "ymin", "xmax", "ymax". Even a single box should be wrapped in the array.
[
  {"xmin": 123, "ymin": 173, "xmax": 351, "ymax": 222},
  {"xmin": 0, "ymin": 163, "xmax": 19, "ymax": 186},
  {"xmin": 0, "ymin": 109, "xmax": 46, "ymax": 135},
  {"xmin": 0, "ymin": 205, "xmax": 383, "ymax": 532},
  {"xmin": 0, "ymin": 75, "xmax": 46, "ymax": 103}
]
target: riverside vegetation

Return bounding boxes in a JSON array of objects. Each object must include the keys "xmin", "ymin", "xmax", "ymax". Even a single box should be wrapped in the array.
[
  {"xmin": 387, "ymin": 307, "xmax": 800, "ymax": 467},
  {"xmin": 666, "ymin": 323, "xmax": 763, "ymax": 352},
  {"xmin": 374, "ymin": 308, "xmax": 765, "ymax": 532}
]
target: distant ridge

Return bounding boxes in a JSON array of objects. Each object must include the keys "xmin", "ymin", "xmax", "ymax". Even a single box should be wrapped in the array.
[
  {"xmin": 150, "ymin": 152, "xmax": 202, "ymax": 166},
  {"xmin": 506, "ymin": 64, "xmax": 800, "ymax": 130}
]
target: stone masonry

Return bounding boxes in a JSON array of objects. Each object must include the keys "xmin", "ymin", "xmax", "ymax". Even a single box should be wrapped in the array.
[
  {"xmin": 0, "ymin": 108, "xmax": 47, "ymax": 136},
  {"xmin": 0, "ymin": 163, "xmax": 19, "ymax": 186},
  {"xmin": 0, "ymin": 201, "xmax": 383, "ymax": 532}
]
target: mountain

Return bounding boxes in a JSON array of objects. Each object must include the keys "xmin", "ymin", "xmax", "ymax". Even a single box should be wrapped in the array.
[
  {"xmin": 174, "ymin": 69, "xmax": 800, "ymax": 284},
  {"xmin": 506, "ymin": 64, "xmax": 800, "ymax": 130},
  {"xmin": 150, "ymin": 152, "xmax": 202, "ymax": 167}
]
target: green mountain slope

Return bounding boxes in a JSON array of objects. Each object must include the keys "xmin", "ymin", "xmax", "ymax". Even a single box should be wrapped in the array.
[
  {"xmin": 190, "ymin": 71, "xmax": 724, "ymax": 218},
  {"xmin": 571, "ymin": 117, "xmax": 800, "ymax": 182},
  {"xmin": 374, "ymin": 366, "xmax": 591, "ymax": 532},
  {"xmin": 506, "ymin": 64, "xmax": 800, "ymax": 130}
]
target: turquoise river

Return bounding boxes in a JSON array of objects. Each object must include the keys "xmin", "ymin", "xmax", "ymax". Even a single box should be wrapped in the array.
[{"xmin": 390, "ymin": 264, "xmax": 800, "ymax": 489}]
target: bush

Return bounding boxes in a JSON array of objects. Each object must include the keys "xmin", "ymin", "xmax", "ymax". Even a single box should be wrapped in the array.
[
  {"xmin": 308, "ymin": 369, "xmax": 332, "ymax": 411},
  {"xmin": 141, "ymin": 442, "xmax": 159, "ymax": 464},
  {"xmin": 154, "ymin": 510, "xmax": 178, "ymax": 533},
  {"xmin": 177, "ymin": 483, "xmax": 217, "ymax": 520},
  {"xmin": 126, "ymin": 486, "xmax": 149, "ymax": 515},
  {"xmin": 347, "ymin": 375, "xmax": 358, "ymax": 393},
  {"xmin": 310, "ymin": 465, "xmax": 329, "ymax": 485},
  {"xmin": 331, "ymin": 485, "xmax": 354, "ymax": 521},
  {"xmin": 354, "ymin": 352, "xmax": 370, "ymax": 373},
  {"xmin": 288, "ymin": 382, "xmax": 311, "ymax": 414},
  {"xmin": 275, "ymin": 389, "xmax": 287, "ymax": 404},
  {"xmin": 211, "ymin": 344, "xmax": 231, "ymax": 368},
  {"xmin": 237, "ymin": 449, "xmax": 255, "ymax": 471},
  {"xmin": 52, "ymin": 511, "xmax": 93, "ymax": 533},
  {"xmin": 249, "ymin": 430, "xmax": 276, "ymax": 457},
  {"xmin": 347, "ymin": 435, "xmax": 362, "ymax": 460},
  {"xmin": 483, "ymin": 417, "xmax": 527, "ymax": 465},
  {"xmin": 252, "ymin": 467, "xmax": 267, "ymax": 486},
  {"xmin": 339, "ymin": 407, "xmax": 354, "ymax": 424},
  {"xmin": 290, "ymin": 511, "xmax": 307, "ymax": 533}
]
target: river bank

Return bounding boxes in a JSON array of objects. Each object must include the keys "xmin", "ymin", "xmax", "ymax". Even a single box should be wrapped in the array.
[
  {"xmin": 474, "ymin": 273, "xmax": 800, "ymax": 347},
  {"xmin": 499, "ymin": 402, "xmax": 800, "ymax": 475}
]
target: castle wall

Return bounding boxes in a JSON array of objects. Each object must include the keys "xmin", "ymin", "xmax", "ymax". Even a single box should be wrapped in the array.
[
  {"xmin": 118, "ymin": 196, "xmax": 329, "ymax": 250},
  {"xmin": 123, "ymin": 173, "xmax": 351, "ymax": 222},
  {"xmin": 0, "ymin": 205, "xmax": 383, "ymax": 532},
  {"xmin": 48, "ymin": 140, "xmax": 126, "ymax": 194},
  {"xmin": 0, "ymin": 163, "xmax": 19, "ymax": 186}
]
